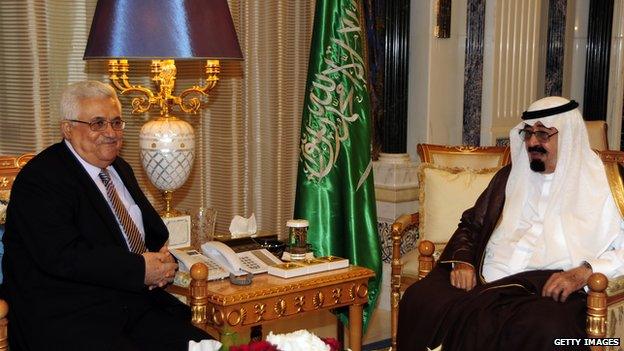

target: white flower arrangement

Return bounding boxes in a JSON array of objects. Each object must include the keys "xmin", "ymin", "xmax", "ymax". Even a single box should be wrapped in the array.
[
  {"xmin": 193, "ymin": 328, "xmax": 348, "ymax": 351},
  {"xmin": 266, "ymin": 330, "xmax": 331, "ymax": 351}
]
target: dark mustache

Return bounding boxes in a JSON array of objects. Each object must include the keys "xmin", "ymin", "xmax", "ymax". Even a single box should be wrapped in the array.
[{"xmin": 527, "ymin": 146, "xmax": 547, "ymax": 154}]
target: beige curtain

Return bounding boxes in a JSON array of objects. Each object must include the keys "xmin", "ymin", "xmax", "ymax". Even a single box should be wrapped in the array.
[{"xmin": 0, "ymin": 0, "xmax": 315, "ymax": 238}]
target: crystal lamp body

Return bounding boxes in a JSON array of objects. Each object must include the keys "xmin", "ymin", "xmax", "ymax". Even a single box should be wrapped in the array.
[{"xmin": 140, "ymin": 117, "xmax": 195, "ymax": 214}]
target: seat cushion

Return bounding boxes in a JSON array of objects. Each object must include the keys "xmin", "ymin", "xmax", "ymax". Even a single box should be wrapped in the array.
[
  {"xmin": 401, "ymin": 249, "xmax": 421, "ymax": 278},
  {"xmin": 418, "ymin": 163, "xmax": 500, "ymax": 245}
]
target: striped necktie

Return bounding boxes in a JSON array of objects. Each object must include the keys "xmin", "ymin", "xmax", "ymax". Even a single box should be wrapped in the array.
[{"xmin": 98, "ymin": 168, "xmax": 147, "ymax": 254}]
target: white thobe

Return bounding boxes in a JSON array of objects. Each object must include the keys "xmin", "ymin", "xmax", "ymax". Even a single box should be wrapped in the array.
[{"xmin": 482, "ymin": 172, "xmax": 624, "ymax": 282}]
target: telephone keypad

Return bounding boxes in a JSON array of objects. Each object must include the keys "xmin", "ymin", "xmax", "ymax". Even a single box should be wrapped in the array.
[{"xmin": 241, "ymin": 256, "xmax": 261, "ymax": 270}]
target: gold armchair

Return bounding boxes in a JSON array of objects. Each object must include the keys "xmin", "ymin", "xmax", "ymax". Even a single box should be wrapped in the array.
[
  {"xmin": 389, "ymin": 143, "xmax": 511, "ymax": 349},
  {"xmin": 390, "ymin": 147, "xmax": 624, "ymax": 351}
]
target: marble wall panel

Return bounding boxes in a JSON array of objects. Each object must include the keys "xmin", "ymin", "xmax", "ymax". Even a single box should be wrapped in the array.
[{"xmin": 462, "ymin": 0, "xmax": 486, "ymax": 146}]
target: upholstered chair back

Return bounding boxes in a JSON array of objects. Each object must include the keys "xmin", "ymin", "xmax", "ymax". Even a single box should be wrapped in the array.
[
  {"xmin": 399, "ymin": 144, "xmax": 511, "ymax": 278},
  {"xmin": 585, "ymin": 120, "xmax": 608, "ymax": 151},
  {"xmin": 417, "ymin": 144, "xmax": 511, "ymax": 169},
  {"xmin": 0, "ymin": 153, "xmax": 34, "ymax": 221}
]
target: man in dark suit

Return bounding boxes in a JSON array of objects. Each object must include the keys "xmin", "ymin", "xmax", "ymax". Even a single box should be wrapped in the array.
[{"xmin": 3, "ymin": 81, "xmax": 209, "ymax": 350}]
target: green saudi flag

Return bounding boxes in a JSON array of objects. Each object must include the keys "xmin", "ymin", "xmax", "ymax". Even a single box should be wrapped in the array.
[{"xmin": 294, "ymin": 0, "xmax": 381, "ymax": 330}]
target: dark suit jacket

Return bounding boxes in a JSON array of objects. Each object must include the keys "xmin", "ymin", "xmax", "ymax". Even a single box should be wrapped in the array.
[{"xmin": 3, "ymin": 141, "xmax": 171, "ymax": 349}]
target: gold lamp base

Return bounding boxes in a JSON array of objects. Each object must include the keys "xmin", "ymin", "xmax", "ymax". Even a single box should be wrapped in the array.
[{"xmin": 161, "ymin": 190, "xmax": 183, "ymax": 217}]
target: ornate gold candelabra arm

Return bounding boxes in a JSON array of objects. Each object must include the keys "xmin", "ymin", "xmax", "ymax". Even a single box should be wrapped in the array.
[
  {"xmin": 108, "ymin": 60, "xmax": 129, "ymax": 91},
  {"xmin": 108, "ymin": 59, "xmax": 222, "ymax": 117},
  {"xmin": 178, "ymin": 60, "xmax": 221, "ymax": 114},
  {"xmin": 178, "ymin": 93, "xmax": 203, "ymax": 114},
  {"xmin": 108, "ymin": 59, "xmax": 157, "ymax": 114},
  {"xmin": 128, "ymin": 95, "xmax": 156, "ymax": 114},
  {"xmin": 201, "ymin": 59, "xmax": 221, "ymax": 94}
]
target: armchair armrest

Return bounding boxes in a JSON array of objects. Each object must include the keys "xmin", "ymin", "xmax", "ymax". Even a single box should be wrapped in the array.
[
  {"xmin": 0, "ymin": 299, "xmax": 7, "ymax": 351},
  {"xmin": 390, "ymin": 213, "xmax": 419, "ymax": 283},
  {"xmin": 418, "ymin": 240, "xmax": 435, "ymax": 280},
  {"xmin": 390, "ymin": 213, "xmax": 418, "ymax": 351},
  {"xmin": 587, "ymin": 273, "xmax": 608, "ymax": 344}
]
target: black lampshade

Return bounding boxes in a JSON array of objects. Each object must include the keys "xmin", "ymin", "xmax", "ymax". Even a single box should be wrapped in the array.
[{"xmin": 84, "ymin": 0, "xmax": 243, "ymax": 60}]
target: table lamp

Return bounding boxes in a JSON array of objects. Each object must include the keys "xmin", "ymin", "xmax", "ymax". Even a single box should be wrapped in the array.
[{"xmin": 84, "ymin": 0, "xmax": 243, "ymax": 220}]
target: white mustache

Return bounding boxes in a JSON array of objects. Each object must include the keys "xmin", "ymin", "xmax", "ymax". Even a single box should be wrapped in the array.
[{"xmin": 98, "ymin": 137, "xmax": 121, "ymax": 144}]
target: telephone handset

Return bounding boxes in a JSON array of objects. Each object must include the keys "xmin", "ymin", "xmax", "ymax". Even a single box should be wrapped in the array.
[
  {"xmin": 169, "ymin": 247, "xmax": 230, "ymax": 281},
  {"xmin": 201, "ymin": 241, "xmax": 282, "ymax": 276},
  {"xmin": 169, "ymin": 241, "xmax": 282, "ymax": 281},
  {"xmin": 201, "ymin": 240, "xmax": 244, "ymax": 273}
]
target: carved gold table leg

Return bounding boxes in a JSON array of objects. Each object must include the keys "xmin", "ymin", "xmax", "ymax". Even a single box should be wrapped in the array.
[
  {"xmin": 349, "ymin": 303, "xmax": 363, "ymax": 351},
  {"xmin": 0, "ymin": 300, "xmax": 8, "ymax": 351}
]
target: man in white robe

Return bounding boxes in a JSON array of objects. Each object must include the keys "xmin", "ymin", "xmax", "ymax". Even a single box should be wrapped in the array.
[{"xmin": 397, "ymin": 96, "xmax": 624, "ymax": 351}]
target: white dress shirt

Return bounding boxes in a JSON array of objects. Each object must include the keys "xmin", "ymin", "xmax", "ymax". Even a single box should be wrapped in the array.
[{"xmin": 65, "ymin": 140, "xmax": 145, "ymax": 249}]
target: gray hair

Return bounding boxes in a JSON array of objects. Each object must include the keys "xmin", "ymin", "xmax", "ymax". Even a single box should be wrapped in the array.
[{"xmin": 60, "ymin": 81, "xmax": 120, "ymax": 120}]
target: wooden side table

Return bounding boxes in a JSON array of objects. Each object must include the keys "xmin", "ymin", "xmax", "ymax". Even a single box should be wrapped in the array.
[{"xmin": 169, "ymin": 265, "xmax": 375, "ymax": 351}]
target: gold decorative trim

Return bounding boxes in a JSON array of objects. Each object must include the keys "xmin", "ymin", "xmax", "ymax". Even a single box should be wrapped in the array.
[
  {"xmin": 391, "ymin": 291, "xmax": 400, "ymax": 309},
  {"xmin": 313, "ymin": 291, "xmax": 325, "ymax": 309},
  {"xmin": 417, "ymin": 143, "xmax": 511, "ymax": 166},
  {"xmin": 356, "ymin": 284, "xmax": 368, "ymax": 298},
  {"xmin": 253, "ymin": 303, "xmax": 266, "ymax": 322},
  {"xmin": 294, "ymin": 296, "xmax": 305, "ymax": 312},
  {"xmin": 274, "ymin": 298, "xmax": 286, "ymax": 316},
  {"xmin": 349, "ymin": 284, "xmax": 356, "ymax": 300},
  {"xmin": 478, "ymin": 283, "xmax": 531, "ymax": 295},
  {"xmin": 191, "ymin": 305, "xmax": 207, "ymax": 325},
  {"xmin": 0, "ymin": 153, "xmax": 34, "ymax": 192},
  {"xmin": 0, "ymin": 153, "xmax": 34, "ymax": 169},
  {"xmin": 212, "ymin": 308, "xmax": 224, "ymax": 326},
  {"xmin": 331, "ymin": 288, "xmax": 342, "ymax": 304},
  {"xmin": 226, "ymin": 308, "xmax": 245, "ymax": 326},
  {"xmin": 603, "ymin": 162, "xmax": 624, "ymax": 219},
  {"xmin": 205, "ymin": 268, "xmax": 374, "ymax": 304}
]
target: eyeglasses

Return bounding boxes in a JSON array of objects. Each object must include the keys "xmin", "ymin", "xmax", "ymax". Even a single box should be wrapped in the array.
[
  {"xmin": 68, "ymin": 118, "xmax": 126, "ymax": 131},
  {"xmin": 518, "ymin": 129, "xmax": 558, "ymax": 143}
]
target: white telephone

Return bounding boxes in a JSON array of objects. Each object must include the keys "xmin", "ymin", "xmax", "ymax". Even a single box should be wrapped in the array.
[{"xmin": 169, "ymin": 241, "xmax": 282, "ymax": 281}]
